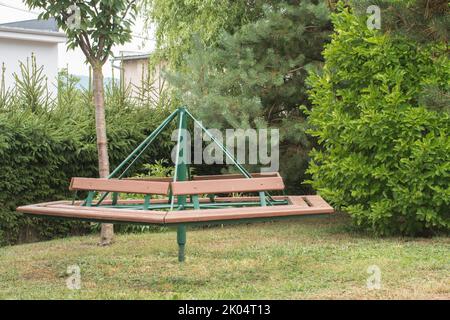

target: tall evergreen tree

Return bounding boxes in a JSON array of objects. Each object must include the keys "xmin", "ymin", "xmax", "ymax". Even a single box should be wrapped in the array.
[
  {"xmin": 168, "ymin": 1, "xmax": 331, "ymax": 192},
  {"xmin": 351, "ymin": 0, "xmax": 449, "ymax": 43}
]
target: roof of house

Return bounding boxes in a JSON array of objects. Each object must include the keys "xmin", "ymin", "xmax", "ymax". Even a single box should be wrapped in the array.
[
  {"xmin": 0, "ymin": 18, "xmax": 66, "ymax": 43},
  {"xmin": 112, "ymin": 51, "xmax": 152, "ymax": 62},
  {"xmin": 0, "ymin": 18, "xmax": 59, "ymax": 32}
]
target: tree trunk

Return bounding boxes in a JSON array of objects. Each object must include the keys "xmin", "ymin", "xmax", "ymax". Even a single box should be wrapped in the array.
[{"xmin": 92, "ymin": 64, "xmax": 114, "ymax": 246}]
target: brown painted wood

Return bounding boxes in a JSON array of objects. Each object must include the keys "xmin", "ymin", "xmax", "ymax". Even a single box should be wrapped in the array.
[
  {"xmin": 172, "ymin": 176, "xmax": 285, "ymax": 196},
  {"xmin": 192, "ymin": 172, "xmax": 279, "ymax": 180},
  {"xmin": 164, "ymin": 204, "xmax": 334, "ymax": 223},
  {"xmin": 16, "ymin": 195, "xmax": 334, "ymax": 225},
  {"xmin": 304, "ymin": 195, "xmax": 333, "ymax": 209},
  {"xmin": 124, "ymin": 177, "xmax": 173, "ymax": 182},
  {"xmin": 123, "ymin": 173, "xmax": 278, "ymax": 182},
  {"xmin": 69, "ymin": 177, "xmax": 170, "ymax": 195},
  {"xmin": 287, "ymin": 196, "xmax": 309, "ymax": 207},
  {"xmin": 17, "ymin": 203, "xmax": 166, "ymax": 224}
]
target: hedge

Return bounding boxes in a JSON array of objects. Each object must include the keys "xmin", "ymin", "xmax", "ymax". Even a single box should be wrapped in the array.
[{"xmin": 0, "ymin": 73, "xmax": 172, "ymax": 245}]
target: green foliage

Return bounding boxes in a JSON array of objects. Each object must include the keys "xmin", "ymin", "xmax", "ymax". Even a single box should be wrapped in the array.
[
  {"xmin": 306, "ymin": 6, "xmax": 450, "ymax": 235},
  {"xmin": 0, "ymin": 59, "xmax": 172, "ymax": 246},
  {"xmin": 142, "ymin": 0, "xmax": 268, "ymax": 67},
  {"xmin": 13, "ymin": 54, "xmax": 50, "ymax": 112},
  {"xmin": 26, "ymin": 0, "xmax": 137, "ymax": 66},
  {"xmin": 350, "ymin": 0, "xmax": 449, "ymax": 114},
  {"xmin": 167, "ymin": 1, "xmax": 331, "ymax": 193},
  {"xmin": 351, "ymin": 0, "xmax": 449, "ymax": 42},
  {"xmin": 140, "ymin": 160, "xmax": 174, "ymax": 178}
]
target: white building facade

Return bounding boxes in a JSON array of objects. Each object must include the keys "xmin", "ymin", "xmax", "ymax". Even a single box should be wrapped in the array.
[{"xmin": 0, "ymin": 19, "xmax": 66, "ymax": 96}]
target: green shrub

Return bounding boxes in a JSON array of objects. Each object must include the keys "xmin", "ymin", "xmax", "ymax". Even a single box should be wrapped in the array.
[
  {"xmin": 306, "ymin": 7, "xmax": 450, "ymax": 235},
  {"xmin": 0, "ymin": 63, "xmax": 172, "ymax": 245}
]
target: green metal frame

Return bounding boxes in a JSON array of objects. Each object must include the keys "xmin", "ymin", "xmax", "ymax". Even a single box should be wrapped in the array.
[{"xmin": 77, "ymin": 107, "xmax": 290, "ymax": 262}]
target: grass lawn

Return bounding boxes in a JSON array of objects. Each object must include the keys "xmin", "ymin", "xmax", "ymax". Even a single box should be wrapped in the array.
[{"xmin": 0, "ymin": 214, "xmax": 448, "ymax": 299}]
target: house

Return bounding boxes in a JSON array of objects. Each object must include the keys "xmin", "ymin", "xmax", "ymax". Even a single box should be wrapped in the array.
[
  {"xmin": 0, "ymin": 18, "xmax": 66, "ymax": 96},
  {"xmin": 112, "ymin": 51, "xmax": 166, "ymax": 100}
]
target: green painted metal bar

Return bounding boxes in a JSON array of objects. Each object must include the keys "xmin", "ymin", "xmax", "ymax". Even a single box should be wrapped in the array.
[
  {"xmin": 184, "ymin": 108, "xmax": 251, "ymax": 179},
  {"xmin": 85, "ymin": 191, "xmax": 94, "ymax": 207},
  {"xmin": 177, "ymin": 225, "xmax": 187, "ymax": 262},
  {"xmin": 86, "ymin": 106, "xmax": 277, "ymax": 209},
  {"xmin": 174, "ymin": 107, "xmax": 189, "ymax": 262},
  {"xmin": 116, "ymin": 116, "xmax": 174, "ymax": 179},
  {"xmin": 112, "ymin": 192, "xmax": 118, "ymax": 205},
  {"xmin": 98, "ymin": 200, "xmax": 288, "ymax": 210},
  {"xmin": 143, "ymin": 195, "xmax": 151, "ymax": 210},
  {"xmin": 93, "ymin": 109, "xmax": 179, "ymax": 206},
  {"xmin": 171, "ymin": 107, "xmax": 189, "ymax": 209},
  {"xmin": 259, "ymin": 191, "xmax": 267, "ymax": 206},
  {"xmin": 191, "ymin": 195, "xmax": 200, "ymax": 209},
  {"xmin": 184, "ymin": 108, "xmax": 276, "ymax": 205},
  {"xmin": 108, "ymin": 108, "xmax": 179, "ymax": 179}
]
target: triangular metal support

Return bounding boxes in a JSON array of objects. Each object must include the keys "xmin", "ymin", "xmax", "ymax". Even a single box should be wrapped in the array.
[{"xmin": 96, "ymin": 106, "xmax": 274, "ymax": 206}]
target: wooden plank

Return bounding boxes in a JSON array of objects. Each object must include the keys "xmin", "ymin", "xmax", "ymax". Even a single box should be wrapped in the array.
[
  {"xmin": 304, "ymin": 195, "xmax": 333, "ymax": 209},
  {"xmin": 124, "ymin": 173, "xmax": 278, "ymax": 182},
  {"xmin": 171, "ymin": 176, "xmax": 285, "ymax": 195},
  {"xmin": 164, "ymin": 204, "xmax": 333, "ymax": 223},
  {"xmin": 192, "ymin": 172, "xmax": 279, "ymax": 180},
  {"xmin": 16, "ymin": 195, "xmax": 334, "ymax": 225},
  {"xmin": 124, "ymin": 177, "xmax": 173, "ymax": 182},
  {"xmin": 69, "ymin": 178, "xmax": 170, "ymax": 195},
  {"xmin": 17, "ymin": 203, "xmax": 165, "ymax": 224},
  {"xmin": 287, "ymin": 196, "xmax": 309, "ymax": 207}
]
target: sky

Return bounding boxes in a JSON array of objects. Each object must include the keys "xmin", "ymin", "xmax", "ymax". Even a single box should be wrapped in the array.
[{"xmin": 0, "ymin": 0, "xmax": 156, "ymax": 77}]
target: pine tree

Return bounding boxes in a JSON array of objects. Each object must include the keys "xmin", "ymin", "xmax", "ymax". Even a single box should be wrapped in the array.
[
  {"xmin": 168, "ymin": 1, "xmax": 331, "ymax": 192},
  {"xmin": 350, "ymin": 0, "xmax": 449, "ymax": 43}
]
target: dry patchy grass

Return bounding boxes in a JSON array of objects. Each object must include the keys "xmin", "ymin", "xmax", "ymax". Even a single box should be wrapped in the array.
[{"xmin": 0, "ymin": 214, "xmax": 448, "ymax": 299}]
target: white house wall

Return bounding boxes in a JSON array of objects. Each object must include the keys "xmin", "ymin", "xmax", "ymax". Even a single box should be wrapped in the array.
[
  {"xmin": 122, "ymin": 58, "xmax": 166, "ymax": 100},
  {"xmin": 0, "ymin": 38, "xmax": 60, "ymax": 96}
]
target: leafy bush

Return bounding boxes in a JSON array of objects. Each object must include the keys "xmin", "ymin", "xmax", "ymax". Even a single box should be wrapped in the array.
[
  {"xmin": 306, "ymin": 7, "xmax": 450, "ymax": 235},
  {"xmin": 0, "ymin": 61, "xmax": 172, "ymax": 245}
]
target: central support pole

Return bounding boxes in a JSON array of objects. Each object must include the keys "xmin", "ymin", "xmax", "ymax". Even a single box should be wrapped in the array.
[
  {"xmin": 175, "ymin": 107, "xmax": 189, "ymax": 262},
  {"xmin": 177, "ymin": 225, "xmax": 186, "ymax": 262}
]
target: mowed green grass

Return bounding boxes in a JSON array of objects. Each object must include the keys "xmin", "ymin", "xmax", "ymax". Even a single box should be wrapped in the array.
[{"xmin": 0, "ymin": 214, "xmax": 448, "ymax": 299}]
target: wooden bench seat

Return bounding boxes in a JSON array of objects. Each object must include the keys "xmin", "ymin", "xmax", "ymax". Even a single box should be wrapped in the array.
[
  {"xmin": 17, "ymin": 202, "xmax": 166, "ymax": 224},
  {"xmin": 164, "ymin": 200, "xmax": 334, "ymax": 224},
  {"xmin": 69, "ymin": 177, "xmax": 170, "ymax": 195},
  {"xmin": 171, "ymin": 173, "xmax": 284, "ymax": 195},
  {"xmin": 17, "ymin": 195, "xmax": 333, "ymax": 225},
  {"xmin": 125, "ymin": 173, "xmax": 279, "ymax": 182},
  {"xmin": 192, "ymin": 172, "xmax": 279, "ymax": 180}
]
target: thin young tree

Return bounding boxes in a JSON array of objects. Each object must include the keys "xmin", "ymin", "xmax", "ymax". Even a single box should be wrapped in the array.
[{"xmin": 26, "ymin": 0, "xmax": 138, "ymax": 245}]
